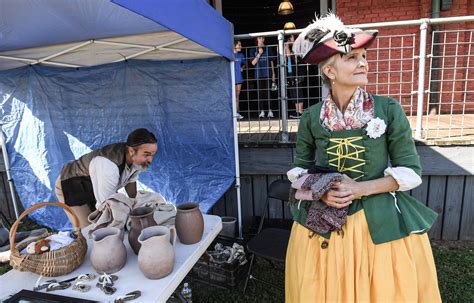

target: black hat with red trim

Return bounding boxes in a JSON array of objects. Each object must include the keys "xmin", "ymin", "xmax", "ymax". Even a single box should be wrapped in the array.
[{"xmin": 292, "ymin": 13, "xmax": 378, "ymax": 65}]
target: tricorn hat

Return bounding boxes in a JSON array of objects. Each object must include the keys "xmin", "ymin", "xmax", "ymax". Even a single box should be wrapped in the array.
[{"xmin": 292, "ymin": 13, "xmax": 378, "ymax": 65}]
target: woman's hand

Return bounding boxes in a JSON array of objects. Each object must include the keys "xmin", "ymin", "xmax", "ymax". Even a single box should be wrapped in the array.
[
  {"xmin": 323, "ymin": 175, "xmax": 399, "ymax": 209},
  {"xmin": 321, "ymin": 175, "xmax": 367, "ymax": 208},
  {"xmin": 332, "ymin": 175, "xmax": 367, "ymax": 200},
  {"xmin": 321, "ymin": 184, "xmax": 354, "ymax": 209}
]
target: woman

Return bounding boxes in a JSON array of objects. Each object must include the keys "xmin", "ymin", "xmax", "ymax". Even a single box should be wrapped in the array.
[
  {"xmin": 285, "ymin": 14, "xmax": 441, "ymax": 302},
  {"xmin": 234, "ymin": 40, "xmax": 246, "ymax": 120},
  {"xmin": 285, "ymin": 35, "xmax": 305, "ymax": 118}
]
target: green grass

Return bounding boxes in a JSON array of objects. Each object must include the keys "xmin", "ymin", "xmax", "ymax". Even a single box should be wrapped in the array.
[{"xmin": 432, "ymin": 242, "xmax": 474, "ymax": 302}]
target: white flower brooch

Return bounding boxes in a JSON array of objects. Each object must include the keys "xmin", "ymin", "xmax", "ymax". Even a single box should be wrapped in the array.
[{"xmin": 366, "ymin": 117, "xmax": 387, "ymax": 139}]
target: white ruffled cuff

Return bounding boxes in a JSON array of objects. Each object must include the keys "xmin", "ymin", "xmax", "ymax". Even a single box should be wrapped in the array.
[
  {"xmin": 384, "ymin": 166, "xmax": 422, "ymax": 192},
  {"xmin": 287, "ymin": 167, "xmax": 308, "ymax": 183}
]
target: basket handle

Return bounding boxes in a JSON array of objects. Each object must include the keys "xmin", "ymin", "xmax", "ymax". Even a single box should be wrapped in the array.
[{"xmin": 9, "ymin": 202, "xmax": 81, "ymax": 251}]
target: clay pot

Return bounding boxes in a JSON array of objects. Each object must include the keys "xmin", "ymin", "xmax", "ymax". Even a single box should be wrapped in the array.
[
  {"xmin": 175, "ymin": 202, "xmax": 204, "ymax": 244},
  {"xmin": 128, "ymin": 206, "xmax": 156, "ymax": 254},
  {"xmin": 90, "ymin": 227, "xmax": 127, "ymax": 274},
  {"xmin": 138, "ymin": 225, "xmax": 176, "ymax": 279}
]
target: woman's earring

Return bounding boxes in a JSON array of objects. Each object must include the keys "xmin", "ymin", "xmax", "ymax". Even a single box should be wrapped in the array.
[{"xmin": 332, "ymin": 81, "xmax": 335, "ymax": 85}]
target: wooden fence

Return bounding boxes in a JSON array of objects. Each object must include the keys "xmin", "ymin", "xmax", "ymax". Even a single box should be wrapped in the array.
[{"xmin": 1, "ymin": 145, "xmax": 473, "ymax": 241}]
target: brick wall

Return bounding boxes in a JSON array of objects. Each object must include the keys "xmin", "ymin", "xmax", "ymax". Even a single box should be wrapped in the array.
[{"xmin": 337, "ymin": 0, "xmax": 474, "ymax": 114}]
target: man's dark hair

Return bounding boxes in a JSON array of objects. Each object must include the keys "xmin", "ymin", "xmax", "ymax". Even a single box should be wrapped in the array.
[{"xmin": 126, "ymin": 128, "xmax": 157, "ymax": 147}]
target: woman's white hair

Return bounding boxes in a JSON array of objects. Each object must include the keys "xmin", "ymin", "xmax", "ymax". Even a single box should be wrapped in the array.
[{"xmin": 319, "ymin": 54, "xmax": 338, "ymax": 88}]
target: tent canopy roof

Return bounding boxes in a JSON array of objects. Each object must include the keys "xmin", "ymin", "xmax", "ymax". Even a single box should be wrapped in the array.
[{"xmin": 0, "ymin": 0, "xmax": 234, "ymax": 70}]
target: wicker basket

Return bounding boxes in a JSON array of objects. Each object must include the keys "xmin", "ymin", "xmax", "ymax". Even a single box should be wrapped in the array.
[{"xmin": 9, "ymin": 202, "xmax": 88, "ymax": 277}]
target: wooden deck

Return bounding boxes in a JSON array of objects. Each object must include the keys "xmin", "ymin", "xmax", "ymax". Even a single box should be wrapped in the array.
[{"xmin": 237, "ymin": 114, "xmax": 474, "ymax": 145}]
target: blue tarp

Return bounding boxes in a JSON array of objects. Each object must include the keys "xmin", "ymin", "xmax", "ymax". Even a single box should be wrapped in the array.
[{"xmin": 0, "ymin": 58, "xmax": 235, "ymax": 230}]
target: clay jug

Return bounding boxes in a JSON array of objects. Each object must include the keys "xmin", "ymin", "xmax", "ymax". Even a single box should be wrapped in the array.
[
  {"xmin": 137, "ymin": 225, "xmax": 176, "ymax": 279},
  {"xmin": 128, "ymin": 206, "xmax": 156, "ymax": 254},
  {"xmin": 90, "ymin": 227, "xmax": 127, "ymax": 274},
  {"xmin": 175, "ymin": 202, "xmax": 204, "ymax": 244}
]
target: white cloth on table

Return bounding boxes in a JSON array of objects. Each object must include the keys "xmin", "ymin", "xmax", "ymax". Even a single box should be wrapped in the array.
[
  {"xmin": 88, "ymin": 191, "xmax": 172, "ymax": 235},
  {"xmin": 88, "ymin": 193, "xmax": 135, "ymax": 235}
]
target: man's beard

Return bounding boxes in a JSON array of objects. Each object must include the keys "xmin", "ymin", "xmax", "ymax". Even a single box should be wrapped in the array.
[
  {"xmin": 132, "ymin": 163, "xmax": 148, "ymax": 172},
  {"xmin": 131, "ymin": 154, "xmax": 149, "ymax": 172}
]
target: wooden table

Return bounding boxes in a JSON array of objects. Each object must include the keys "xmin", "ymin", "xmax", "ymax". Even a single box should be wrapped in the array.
[{"xmin": 0, "ymin": 214, "xmax": 222, "ymax": 303}]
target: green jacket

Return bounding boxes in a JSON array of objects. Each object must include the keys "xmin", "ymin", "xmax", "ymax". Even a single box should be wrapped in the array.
[{"xmin": 291, "ymin": 95, "xmax": 438, "ymax": 244}]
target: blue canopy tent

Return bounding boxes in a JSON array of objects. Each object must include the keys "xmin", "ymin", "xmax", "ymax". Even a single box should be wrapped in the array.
[{"xmin": 0, "ymin": 0, "xmax": 243, "ymax": 234}]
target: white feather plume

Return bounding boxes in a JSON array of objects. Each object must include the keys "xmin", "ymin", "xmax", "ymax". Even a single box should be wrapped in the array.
[
  {"xmin": 301, "ymin": 13, "xmax": 346, "ymax": 40},
  {"xmin": 292, "ymin": 13, "xmax": 363, "ymax": 59}
]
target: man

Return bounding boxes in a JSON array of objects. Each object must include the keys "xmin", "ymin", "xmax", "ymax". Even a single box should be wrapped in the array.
[
  {"xmin": 55, "ymin": 128, "xmax": 158, "ymax": 227},
  {"xmin": 250, "ymin": 36, "xmax": 276, "ymax": 118}
]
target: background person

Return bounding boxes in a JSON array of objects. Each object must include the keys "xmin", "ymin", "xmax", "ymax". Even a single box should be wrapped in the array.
[
  {"xmin": 285, "ymin": 34, "xmax": 305, "ymax": 118},
  {"xmin": 286, "ymin": 14, "xmax": 441, "ymax": 302},
  {"xmin": 250, "ymin": 36, "xmax": 276, "ymax": 118},
  {"xmin": 234, "ymin": 40, "xmax": 246, "ymax": 120},
  {"xmin": 55, "ymin": 128, "xmax": 158, "ymax": 227}
]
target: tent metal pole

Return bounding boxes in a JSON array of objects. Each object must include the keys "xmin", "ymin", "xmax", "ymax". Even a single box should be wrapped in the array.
[
  {"xmin": 95, "ymin": 37, "xmax": 189, "ymax": 49},
  {"xmin": 108, "ymin": 38, "xmax": 190, "ymax": 62},
  {"xmin": 0, "ymin": 55, "xmax": 80, "ymax": 68},
  {"xmin": 0, "ymin": 130, "xmax": 20, "ymax": 219},
  {"xmin": 230, "ymin": 61, "xmax": 243, "ymax": 239},
  {"xmin": 35, "ymin": 40, "xmax": 93, "ymax": 64},
  {"xmin": 278, "ymin": 30, "xmax": 289, "ymax": 143},
  {"xmin": 156, "ymin": 48, "xmax": 218, "ymax": 56}
]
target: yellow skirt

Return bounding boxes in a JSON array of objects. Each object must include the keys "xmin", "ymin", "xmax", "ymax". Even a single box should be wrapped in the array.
[{"xmin": 285, "ymin": 210, "xmax": 441, "ymax": 302}]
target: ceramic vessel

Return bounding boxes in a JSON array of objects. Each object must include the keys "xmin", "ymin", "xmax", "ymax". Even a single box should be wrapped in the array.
[
  {"xmin": 128, "ymin": 206, "xmax": 156, "ymax": 254},
  {"xmin": 175, "ymin": 202, "xmax": 204, "ymax": 244},
  {"xmin": 90, "ymin": 227, "xmax": 127, "ymax": 274},
  {"xmin": 137, "ymin": 225, "xmax": 176, "ymax": 279}
]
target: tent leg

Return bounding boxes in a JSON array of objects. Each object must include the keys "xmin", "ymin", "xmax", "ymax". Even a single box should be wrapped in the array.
[
  {"xmin": 230, "ymin": 62, "xmax": 243, "ymax": 239},
  {"xmin": 0, "ymin": 130, "xmax": 20, "ymax": 219}
]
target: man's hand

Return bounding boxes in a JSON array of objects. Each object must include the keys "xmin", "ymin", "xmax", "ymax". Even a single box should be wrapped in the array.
[{"xmin": 258, "ymin": 47, "xmax": 264, "ymax": 55}]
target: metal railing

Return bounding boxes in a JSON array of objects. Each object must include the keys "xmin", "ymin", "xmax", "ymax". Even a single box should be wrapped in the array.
[{"xmin": 234, "ymin": 16, "xmax": 474, "ymax": 144}]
